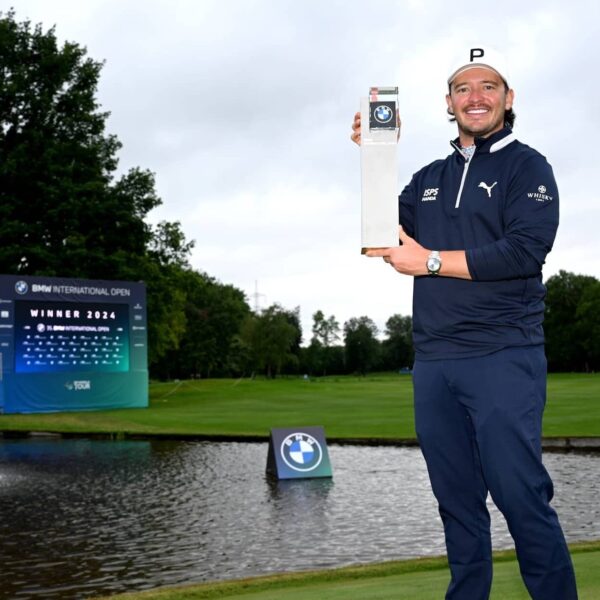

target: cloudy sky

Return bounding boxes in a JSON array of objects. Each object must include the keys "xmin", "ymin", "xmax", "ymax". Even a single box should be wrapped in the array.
[{"xmin": 10, "ymin": 0, "xmax": 600, "ymax": 341}]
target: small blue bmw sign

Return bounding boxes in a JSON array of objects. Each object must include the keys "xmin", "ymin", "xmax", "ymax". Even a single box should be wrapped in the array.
[{"xmin": 267, "ymin": 426, "xmax": 333, "ymax": 480}]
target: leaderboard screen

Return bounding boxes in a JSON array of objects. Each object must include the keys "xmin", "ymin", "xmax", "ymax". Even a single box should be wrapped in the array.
[{"xmin": 14, "ymin": 300, "xmax": 130, "ymax": 374}]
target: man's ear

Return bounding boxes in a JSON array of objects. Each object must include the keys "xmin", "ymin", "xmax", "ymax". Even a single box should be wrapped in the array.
[
  {"xmin": 446, "ymin": 94, "xmax": 454, "ymax": 114},
  {"xmin": 505, "ymin": 88, "xmax": 515, "ymax": 111}
]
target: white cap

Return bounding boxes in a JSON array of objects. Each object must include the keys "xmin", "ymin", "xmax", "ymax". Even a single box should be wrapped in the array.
[{"xmin": 447, "ymin": 46, "xmax": 510, "ymax": 87}]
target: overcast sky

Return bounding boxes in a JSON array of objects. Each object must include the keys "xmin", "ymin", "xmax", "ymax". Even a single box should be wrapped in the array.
[{"xmin": 10, "ymin": 0, "xmax": 600, "ymax": 341}]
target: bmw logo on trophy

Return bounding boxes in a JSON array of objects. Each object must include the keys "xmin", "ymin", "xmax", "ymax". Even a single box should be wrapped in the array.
[{"xmin": 360, "ymin": 86, "xmax": 400, "ymax": 253}]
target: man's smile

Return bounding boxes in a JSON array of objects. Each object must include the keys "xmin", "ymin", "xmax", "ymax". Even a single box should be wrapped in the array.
[{"xmin": 465, "ymin": 106, "xmax": 490, "ymax": 115}]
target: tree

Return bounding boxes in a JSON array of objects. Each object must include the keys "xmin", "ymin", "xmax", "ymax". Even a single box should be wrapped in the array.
[
  {"xmin": 282, "ymin": 306, "xmax": 303, "ymax": 371},
  {"xmin": 156, "ymin": 269, "xmax": 251, "ymax": 379},
  {"xmin": 309, "ymin": 310, "xmax": 341, "ymax": 375},
  {"xmin": 0, "ymin": 10, "xmax": 194, "ymax": 366},
  {"xmin": 241, "ymin": 304, "xmax": 301, "ymax": 378},
  {"xmin": 343, "ymin": 316, "xmax": 379, "ymax": 375},
  {"xmin": 574, "ymin": 279, "xmax": 600, "ymax": 372},
  {"xmin": 381, "ymin": 314, "xmax": 414, "ymax": 370},
  {"xmin": 141, "ymin": 260, "xmax": 188, "ymax": 370},
  {"xmin": 0, "ymin": 11, "xmax": 150, "ymax": 275},
  {"xmin": 312, "ymin": 310, "xmax": 340, "ymax": 348},
  {"xmin": 116, "ymin": 220, "xmax": 193, "ymax": 370},
  {"xmin": 147, "ymin": 220, "xmax": 195, "ymax": 269},
  {"xmin": 544, "ymin": 270, "xmax": 598, "ymax": 371}
]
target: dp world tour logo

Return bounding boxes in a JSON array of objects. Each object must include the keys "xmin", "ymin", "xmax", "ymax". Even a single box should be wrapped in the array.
[
  {"xmin": 65, "ymin": 380, "xmax": 91, "ymax": 391},
  {"xmin": 280, "ymin": 432, "xmax": 323, "ymax": 472},
  {"xmin": 374, "ymin": 104, "xmax": 393, "ymax": 123}
]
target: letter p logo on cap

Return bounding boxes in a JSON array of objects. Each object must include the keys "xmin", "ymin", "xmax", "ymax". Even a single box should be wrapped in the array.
[{"xmin": 470, "ymin": 48, "xmax": 485, "ymax": 62}]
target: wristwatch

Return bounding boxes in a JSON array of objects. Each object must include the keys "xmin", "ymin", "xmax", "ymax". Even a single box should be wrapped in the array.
[{"xmin": 426, "ymin": 250, "xmax": 442, "ymax": 275}]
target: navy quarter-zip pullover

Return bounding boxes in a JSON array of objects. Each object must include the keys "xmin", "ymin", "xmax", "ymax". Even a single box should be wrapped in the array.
[{"xmin": 399, "ymin": 127, "xmax": 559, "ymax": 359}]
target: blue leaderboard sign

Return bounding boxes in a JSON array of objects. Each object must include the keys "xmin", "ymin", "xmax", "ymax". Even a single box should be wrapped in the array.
[
  {"xmin": 0, "ymin": 274, "xmax": 148, "ymax": 414},
  {"xmin": 266, "ymin": 426, "xmax": 333, "ymax": 480}
]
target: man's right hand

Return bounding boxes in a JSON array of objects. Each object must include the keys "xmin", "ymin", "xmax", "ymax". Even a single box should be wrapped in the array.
[{"xmin": 350, "ymin": 111, "xmax": 361, "ymax": 145}]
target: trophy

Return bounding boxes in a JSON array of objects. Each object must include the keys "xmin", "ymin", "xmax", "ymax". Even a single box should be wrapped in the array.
[{"xmin": 360, "ymin": 86, "xmax": 400, "ymax": 253}]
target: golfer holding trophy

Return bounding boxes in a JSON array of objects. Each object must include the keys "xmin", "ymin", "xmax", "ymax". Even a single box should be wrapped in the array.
[{"xmin": 353, "ymin": 46, "xmax": 578, "ymax": 600}]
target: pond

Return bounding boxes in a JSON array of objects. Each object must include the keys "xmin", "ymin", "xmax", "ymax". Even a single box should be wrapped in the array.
[{"xmin": 0, "ymin": 438, "xmax": 598, "ymax": 599}]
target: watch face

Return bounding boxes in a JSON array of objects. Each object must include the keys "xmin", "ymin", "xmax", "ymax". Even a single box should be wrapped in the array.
[{"xmin": 427, "ymin": 257, "xmax": 441, "ymax": 273}]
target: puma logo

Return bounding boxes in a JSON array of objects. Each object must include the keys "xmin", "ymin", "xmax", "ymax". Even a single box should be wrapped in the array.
[{"xmin": 478, "ymin": 181, "xmax": 497, "ymax": 198}]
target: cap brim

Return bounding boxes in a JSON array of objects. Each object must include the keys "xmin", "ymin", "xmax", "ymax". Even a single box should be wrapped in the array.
[{"xmin": 448, "ymin": 63, "xmax": 508, "ymax": 86}]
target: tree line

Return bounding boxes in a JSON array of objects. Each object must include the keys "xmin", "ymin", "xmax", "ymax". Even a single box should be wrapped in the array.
[
  {"xmin": 154, "ymin": 306, "xmax": 414, "ymax": 380},
  {"xmin": 1, "ymin": 11, "xmax": 598, "ymax": 379},
  {"xmin": 155, "ymin": 271, "xmax": 600, "ymax": 378}
]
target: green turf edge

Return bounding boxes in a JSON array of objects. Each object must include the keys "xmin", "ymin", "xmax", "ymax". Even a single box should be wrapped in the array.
[{"xmin": 94, "ymin": 540, "xmax": 600, "ymax": 600}]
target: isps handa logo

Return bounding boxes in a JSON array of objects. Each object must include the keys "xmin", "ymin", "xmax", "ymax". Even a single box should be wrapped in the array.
[
  {"xmin": 421, "ymin": 188, "xmax": 439, "ymax": 202},
  {"xmin": 65, "ymin": 380, "xmax": 91, "ymax": 391},
  {"xmin": 280, "ymin": 432, "xmax": 323, "ymax": 473}
]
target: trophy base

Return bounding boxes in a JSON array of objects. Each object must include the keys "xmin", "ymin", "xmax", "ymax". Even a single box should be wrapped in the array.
[{"xmin": 361, "ymin": 246, "xmax": 388, "ymax": 255}]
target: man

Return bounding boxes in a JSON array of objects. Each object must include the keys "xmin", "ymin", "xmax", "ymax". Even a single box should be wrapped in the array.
[{"xmin": 351, "ymin": 47, "xmax": 578, "ymax": 599}]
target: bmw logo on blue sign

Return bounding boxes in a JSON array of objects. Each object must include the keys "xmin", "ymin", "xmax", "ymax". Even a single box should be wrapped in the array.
[
  {"xmin": 374, "ymin": 104, "xmax": 393, "ymax": 123},
  {"xmin": 280, "ymin": 432, "xmax": 323, "ymax": 472},
  {"xmin": 15, "ymin": 280, "xmax": 28, "ymax": 295}
]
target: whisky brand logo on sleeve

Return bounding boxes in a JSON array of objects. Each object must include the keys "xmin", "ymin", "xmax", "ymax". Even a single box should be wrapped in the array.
[{"xmin": 528, "ymin": 185, "xmax": 553, "ymax": 202}]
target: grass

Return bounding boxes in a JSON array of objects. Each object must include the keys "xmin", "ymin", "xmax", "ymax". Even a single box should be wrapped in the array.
[
  {"xmin": 1, "ymin": 372, "xmax": 599, "ymax": 439},
  {"xmin": 95, "ymin": 541, "xmax": 600, "ymax": 599}
]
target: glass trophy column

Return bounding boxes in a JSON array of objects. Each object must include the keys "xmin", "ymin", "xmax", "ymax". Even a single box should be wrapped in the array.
[{"xmin": 360, "ymin": 86, "xmax": 400, "ymax": 253}]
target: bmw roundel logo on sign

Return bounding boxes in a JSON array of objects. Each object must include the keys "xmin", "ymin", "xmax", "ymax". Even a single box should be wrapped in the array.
[
  {"xmin": 374, "ymin": 104, "xmax": 393, "ymax": 123},
  {"xmin": 15, "ymin": 280, "xmax": 29, "ymax": 295},
  {"xmin": 280, "ymin": 432, "xmax": 323, "ymax": 472}
]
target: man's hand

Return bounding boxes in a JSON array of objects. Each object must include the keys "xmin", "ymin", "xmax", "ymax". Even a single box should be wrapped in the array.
[
  {"xmin": 365, "ymin": 227, "xmax": 429, "ymax": 275},
  {"xmin": 366, "ymin": 227, "xmax": 473, "ymax": 280},
  {"xmin": 351, "ymin": 110, "xmax": 400, "ymax": 145},
  {"xmin": 351, "ymin": 111, "xmax": 361, "ymax": 145}
]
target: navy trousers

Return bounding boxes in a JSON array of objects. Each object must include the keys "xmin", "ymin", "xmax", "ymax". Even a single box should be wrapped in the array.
[{"xmin": 413, "ymin": 346, "xmax": 578, "ymax": 600}]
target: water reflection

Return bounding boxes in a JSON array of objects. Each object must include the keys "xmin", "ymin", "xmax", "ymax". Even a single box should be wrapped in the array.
[{"xmin": 0, "ymin": 438, "xmax": 597, "ymax": 599}]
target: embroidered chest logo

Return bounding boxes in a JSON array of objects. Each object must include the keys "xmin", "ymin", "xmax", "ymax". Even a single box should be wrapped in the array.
[
  {"xmin": 478, "ymin": 181, "xmax": 497, "ymax": 198},
  {"xmin": 421, "ymin": 188, "xmax": 439, "ymax": 202}
]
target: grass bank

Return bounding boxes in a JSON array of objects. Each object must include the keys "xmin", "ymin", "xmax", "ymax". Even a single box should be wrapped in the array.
[
  {"xmin": 97, "ymin": 541, "xmax": 600, "ymax": 599},
  {"xmin": 1, "ymin": 373, "xmax": 599, "ymax": 440}
]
